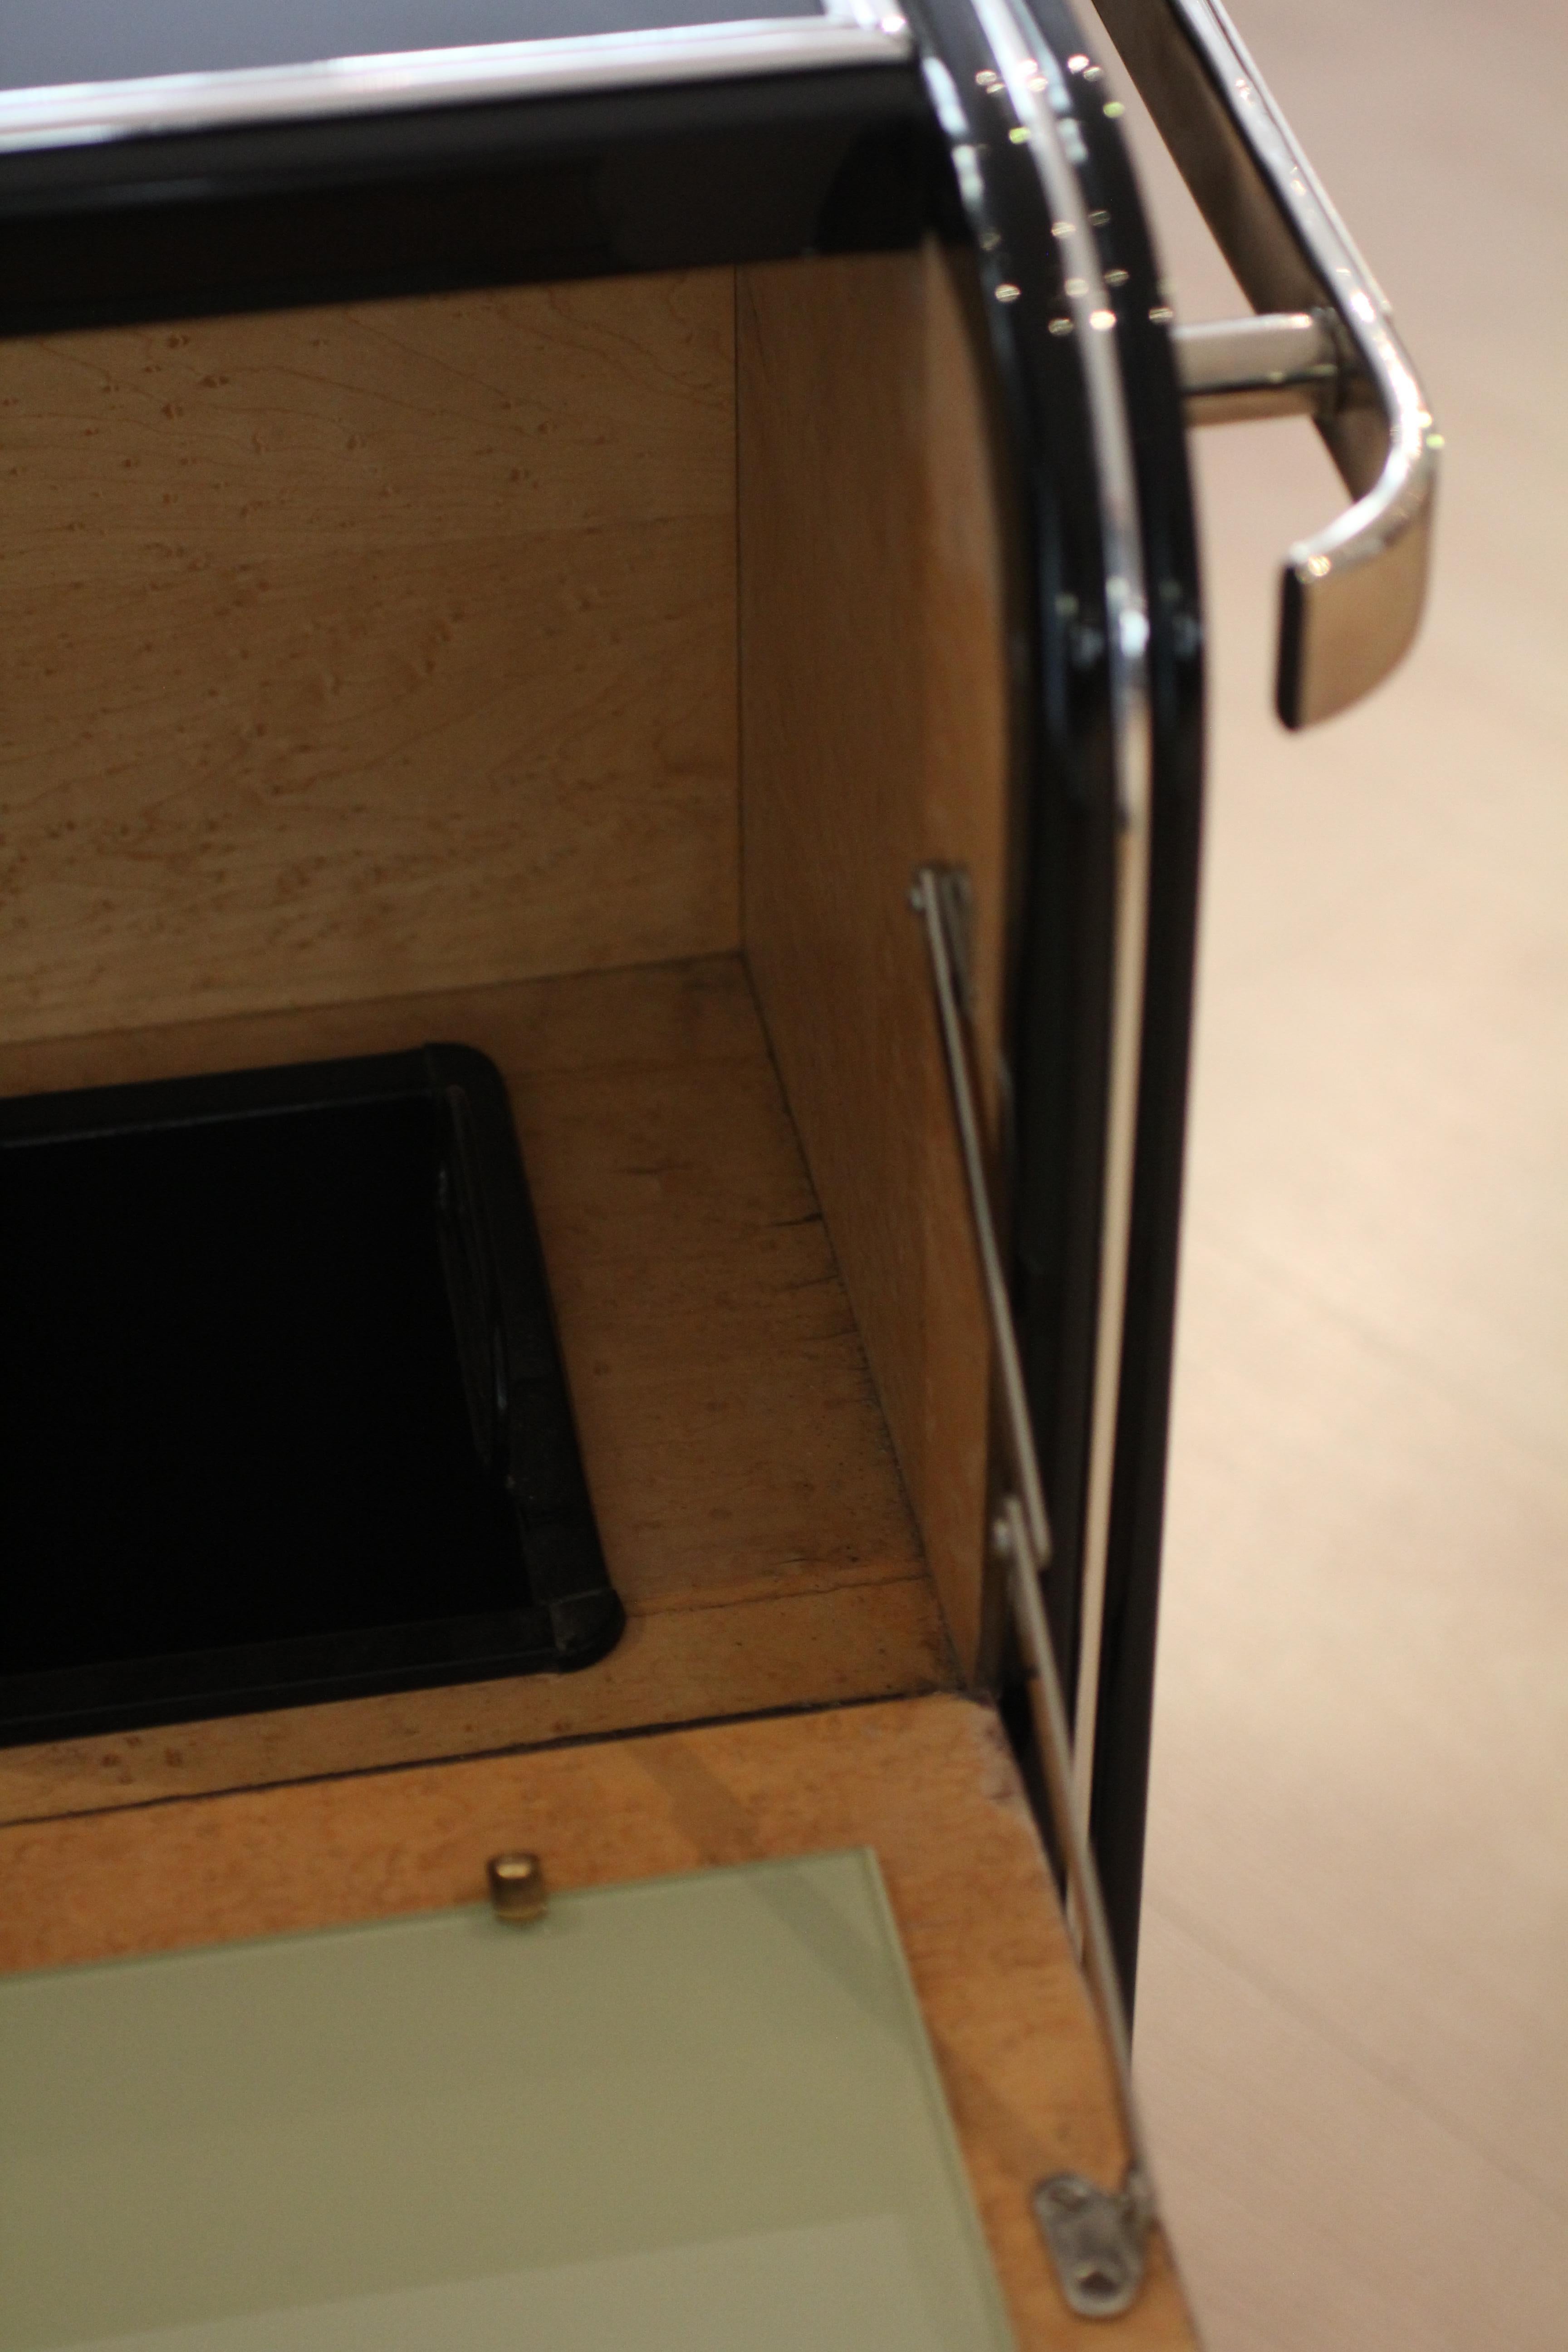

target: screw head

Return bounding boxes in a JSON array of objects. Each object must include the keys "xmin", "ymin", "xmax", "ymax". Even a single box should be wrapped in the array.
[
  {"xmin": 488, "ymin": 1851, "xmax": 548, "ymax": 1924},
  {"xmin": 1033, "ymin": 2174, "xmax": 1146, "ymax": 2318}
]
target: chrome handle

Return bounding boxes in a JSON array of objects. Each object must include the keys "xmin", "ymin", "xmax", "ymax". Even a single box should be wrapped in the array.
[{"xmin": 1094, "ymin": 0, "xmax": 1441, "ymax": 727}]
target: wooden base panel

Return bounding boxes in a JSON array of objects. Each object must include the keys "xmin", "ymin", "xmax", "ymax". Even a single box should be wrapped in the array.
[
  {"xmin": 0, "ymin": 1578, "xmax": 948, "ymax": 1828},
  {"xmin": 0, "ymin": 272, "xmax": 740, "ymax": 1044},
  {"xmin": 0, "ymin": 955, "xmax": 953, "ymax": 1823},
  {"xmin": 0, "ymin": 1693, "xmax": 1196, "ymax": 2350}
]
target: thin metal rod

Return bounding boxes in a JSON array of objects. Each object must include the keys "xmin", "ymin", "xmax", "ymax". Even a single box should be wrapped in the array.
[
  {"xmin": 911, "ymin": 863, "xmax": 1152, "ymax": 2193},
  {"xmin": 912, "ymin": 868, "xmax": 1050, "ymax": 1576},
  {"xmin": 1004, "ymin": 1504, "xmax": 1148, "ymax": 2185},
  {"xmin": 1174, "ymin": 309, "xmax": 1343, "ymax": 425}
]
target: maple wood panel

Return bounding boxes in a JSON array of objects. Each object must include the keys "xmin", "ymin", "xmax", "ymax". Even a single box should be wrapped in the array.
[
  {"xmin": 738, "ymin": 246, "xmax": 1013, "ymax": 1676},
  {"xmin": 0, "ymin": 271, "xmax": 739, "ymax": 1043}
]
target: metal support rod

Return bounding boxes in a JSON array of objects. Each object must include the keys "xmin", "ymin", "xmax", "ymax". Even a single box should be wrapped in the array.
[
  {"xmin": 1174, "ymin": 308, "xmax": 1343, "ymax": 425},
  {"xmin": 911, "ymin": 864, "xmax": 1158, "ymax": 2321},
  {"xmin": 911, "ymin": 867, "xmax": 1050, "ymax": 1577}
]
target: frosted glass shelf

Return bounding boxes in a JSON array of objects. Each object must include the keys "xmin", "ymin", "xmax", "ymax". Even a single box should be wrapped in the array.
[{"xmin": 1, "ymin": 1849, "xmax": 1014, "ymax": 2352}]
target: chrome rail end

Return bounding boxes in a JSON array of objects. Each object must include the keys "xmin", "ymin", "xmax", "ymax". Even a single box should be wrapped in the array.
[{"xmin": 1097, "ymin": 0, "xmax": 1441, "ymax": 729}]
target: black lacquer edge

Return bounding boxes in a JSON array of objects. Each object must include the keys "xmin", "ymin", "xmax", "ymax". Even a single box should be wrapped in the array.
[
  {"xmin": 906, "ymin": 0, "xmax": 1119, "ymax": 1725},
  {"xmin": 0, "ymin": 64, "xmax": 931, "ymax": 333},
  {"xmin": 911, "ymin": 0, "xmax": 1204, "ymax": 2009},
  {"xmin": 0, "ymin": 1045, "xmax": 624, "ymax": 1737},
  {"xmin": 1003, "ymin": 0, "xmax": 1204, "ymax": 2009},
  {"xmin": 0, "ymin": 1609, "xmax": 563, "ymax": 1750},
  {"xmin": 1045, "ymin": 15, "xmax": 1203, "ymax": 2014},
  {"xmin": 0, "ymin": 1043, "xmax": 436, "ymax": 1144},
  {"xmin": 421, "ymin": 1045, "xmax": 622, "ymax": 1669}
]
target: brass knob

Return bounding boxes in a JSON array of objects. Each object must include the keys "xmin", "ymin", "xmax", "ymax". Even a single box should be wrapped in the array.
[{"xmin": 487, "ymin": 1851, "xmax": 548, "ymax": 1924}]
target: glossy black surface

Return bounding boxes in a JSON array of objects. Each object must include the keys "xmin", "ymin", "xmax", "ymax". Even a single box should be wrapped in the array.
[
  {"xmin": 1033, "ymin": 6, "xmax": 1203, "ymax": 2009},
  {"xmin": 0, "ymin": 0, "xmax": 821, "ymax": 92},
  {"xmin": 907, "ymin": 13, "xmax": 1114, "ymax": 1825},
  {"xmin": 0, "ymin": 68, "xmax": 931, "ymax": 334},
  {"xmin": 909, "ymin": 0, "xmax": 1203, "ymax": 2004},
  {"xmin": 911, "ymin": 0, "xmax": 1119, "ymax": 1739},
  {"xmin": 0, "ymin": 1048, "xmax": 620, "ymax": 1746}
]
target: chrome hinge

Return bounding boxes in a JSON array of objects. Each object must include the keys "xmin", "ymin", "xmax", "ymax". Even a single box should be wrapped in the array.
[
  {"xmin": 911, "ymin": 863, "xmax": 1158, "ymax": 2322},
  {"xmin": 1034, "ymin": 2166, "xmax": 1156, "ymax": 2322}
]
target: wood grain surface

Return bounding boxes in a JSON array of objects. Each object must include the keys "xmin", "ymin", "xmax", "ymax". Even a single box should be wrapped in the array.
[
  {"xmin": 0, "ymin": 1693, "xmax": 1196, "ymax": 2351},
  {"xmin": 0, "ymin": 955, "xmax": 950, "ymax": 1825},
  {"xmin": 0, "ymin": 260, "xmax": 1196, "ymax": 2351},
  {"xmin": 0, "ymin": 271, "xmax": 739, "ymax": 1043},
  {"xmin": 738, "ymin": 246, "xmax": 1013, "ymax": 1676},
  {"xmin": 0, "ymin": 1581, "xmax": 949, "ymax": 1830}
]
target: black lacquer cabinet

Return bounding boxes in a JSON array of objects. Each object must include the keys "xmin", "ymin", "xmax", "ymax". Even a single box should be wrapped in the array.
[{"xmin": 0, "ymin": 0, "xmax": 1433, "ymax": 2030}]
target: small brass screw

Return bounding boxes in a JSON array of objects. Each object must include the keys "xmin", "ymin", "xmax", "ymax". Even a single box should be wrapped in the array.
[{"xmin": 487, "ymin": 1851, "xmax": 549, "ymax": 1924}]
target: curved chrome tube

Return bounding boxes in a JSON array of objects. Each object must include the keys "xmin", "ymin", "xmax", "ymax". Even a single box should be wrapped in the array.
[{"xmin": 1096, "ymin": 0, "xmax": 1440, "ymax": 726}]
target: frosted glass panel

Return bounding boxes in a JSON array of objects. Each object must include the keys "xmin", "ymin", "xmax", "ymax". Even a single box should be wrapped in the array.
[{"xmin": 0, "ymin": 1850, "xmax": 1014, "ymax": 2352}]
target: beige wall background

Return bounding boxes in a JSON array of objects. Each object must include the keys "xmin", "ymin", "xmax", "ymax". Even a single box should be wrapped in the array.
[{"xmin": 1100, "ymin": 0, "xmax": 1568, "ymax": 2344}]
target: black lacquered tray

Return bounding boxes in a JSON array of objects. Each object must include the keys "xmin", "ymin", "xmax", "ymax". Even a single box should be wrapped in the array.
[{"xmin": 0, "ymin": 1045, "xmax": 621, "ymax": 1746}]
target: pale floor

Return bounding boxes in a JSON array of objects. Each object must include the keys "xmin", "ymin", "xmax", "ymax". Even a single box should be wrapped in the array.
[{"xmin": 1108, "ymin": 2, "xmax": 1568, "ymax": 2346}]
